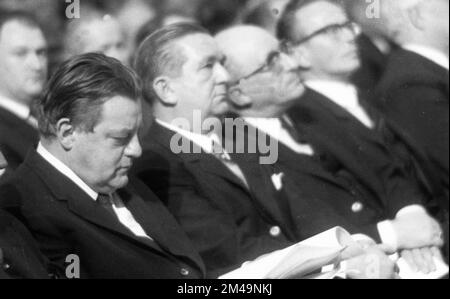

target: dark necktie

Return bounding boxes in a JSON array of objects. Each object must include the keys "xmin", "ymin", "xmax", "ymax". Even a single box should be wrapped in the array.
[
  {"xmin": 211, "ymin": 140, "xmax": 249, "ymax": 189},
  {"xmin": 97, "ymin": 193, "xmax": 115, "ymax": 217}
]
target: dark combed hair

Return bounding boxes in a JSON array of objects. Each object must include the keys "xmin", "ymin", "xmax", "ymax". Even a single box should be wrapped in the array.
[
  {"xmin": 38, "ymin": 53, "xmax": 142, "ymax": 138},
  {"xmin": 134, "ymin": 22, "xmax": 209, "ymax": 105},
  {"xmin": 0, "ymin": 9, "xmax": 43, "ymax": 37},
  {"xmin": 277, "ymin": 0, "xmax": 343, "ymax": 43}
]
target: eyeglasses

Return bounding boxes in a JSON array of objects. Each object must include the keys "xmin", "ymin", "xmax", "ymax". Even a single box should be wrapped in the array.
[
  {"xmin": 229, "ymin": 51, "xmax": 283, "ymax": 87},
  {"xmin": 289, "ymin": 21, "xmax": 360, "ymax": 46}
]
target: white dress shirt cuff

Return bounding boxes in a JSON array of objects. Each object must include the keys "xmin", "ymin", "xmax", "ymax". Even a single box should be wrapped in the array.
[
  {"xmin": 378, "ymin": 205, "xmax": 427, "ymax": 252},
  {"xmin": 377, "ymin": 220, "xmax": 398, "ymax": 252}
]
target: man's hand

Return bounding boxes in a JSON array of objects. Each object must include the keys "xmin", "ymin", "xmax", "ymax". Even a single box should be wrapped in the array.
[
  {"xmin": 401, "ymin": 247, "xmax": 444, "ymax": 274},
  {"xmin": 392, "ymin": 211, "xmax": 444, "ymax": 250},
  {"xmin": 345, "ymin": 246, "xmax": 398, "ymax": 279}
]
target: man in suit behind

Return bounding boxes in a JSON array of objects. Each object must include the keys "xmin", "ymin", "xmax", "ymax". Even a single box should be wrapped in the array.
[
  {"xmin": 0, "ymin": 53, "xmax": 206, "ymax": 279},
  {"xmin": 377, "ymin": 0, "xmax": 449, "ymax": 260},
  {"xmin": 0, "ymin": 11, "xmax": 47, "ymax": 171},
  {"xmin": 1, "ymin": 149, "xmax": 49, "ymax": 279},
  {"xmin": 276, "ymin": 0, "xmax": 446, "ymax": 256},
  {"xmin": 133, "ymin": 23, "xmax": 294, "ymax": 276},
  {"xmin": 133, "ymin": 23, "xmax": 400, "ymax": 279},
  {"xmin": 215, "ymin": 25, "xmax": 443, "ymax": 274},
  {"xmin": 377, "ymin": 0, "xmax": 449, "ymax": 204}
]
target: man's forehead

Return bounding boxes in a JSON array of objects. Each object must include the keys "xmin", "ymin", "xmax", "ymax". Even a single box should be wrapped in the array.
[
  {"xmin": 176, "ymin": 33, "xmax": 223, "ymax": 61},
  {"xmin": 296, "ymin": 1, "xmax": 348, "ymax": 33},
  {"xmin": 219, "ymin": 29, "xmax": 278, "ymax": 75},
  {"xmin": 0, "ymin": 20, "xmax": 46, "ymax": 47}
]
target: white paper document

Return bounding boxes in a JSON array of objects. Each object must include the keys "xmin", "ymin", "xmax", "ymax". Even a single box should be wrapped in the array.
[{"xmin": 220, "ymin": 227, "xmax": 354, "ymax": 279}]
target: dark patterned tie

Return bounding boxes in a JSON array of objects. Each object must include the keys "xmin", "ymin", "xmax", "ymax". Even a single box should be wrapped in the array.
[{"xmin": 97, "ymin": 193, "xmax": 115, "ymax": 216}]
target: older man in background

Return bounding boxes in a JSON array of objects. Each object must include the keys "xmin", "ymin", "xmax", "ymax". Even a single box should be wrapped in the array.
[
  {"xmin": 63, "ymin": 8, "xmax": 129, "ymax": 65},
  {"xmin": 377, "ymin": 0, "xmax": 449, "ymax": 261}
]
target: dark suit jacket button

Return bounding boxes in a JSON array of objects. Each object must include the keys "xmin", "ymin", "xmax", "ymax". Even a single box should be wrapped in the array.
[{"xmin": 180, "ymin": 268, "xmax": 190, "ymax": 276}]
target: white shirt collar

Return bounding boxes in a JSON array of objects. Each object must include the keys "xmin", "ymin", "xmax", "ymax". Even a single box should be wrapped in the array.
[
  {"xmin": 156, "ymin": 119, "xmax": 221, "ymax": 154},
  {"xmin": 305, "ymin": 80, "xmax": 375, "ymax": 129},
  {"xmin": 244, "ymin": 117, "xmax": 315, "ymax": 156},
  {"xmin": 0, "ymin": 94, "xmax": 31, "ymax": 120},
  {"xmin": 37, "ymin": 143, "xmax": 98, "ymax": 201},
  {"xmin": 403, "ymin": 44, "xmax": 449, "ymax": 70}
]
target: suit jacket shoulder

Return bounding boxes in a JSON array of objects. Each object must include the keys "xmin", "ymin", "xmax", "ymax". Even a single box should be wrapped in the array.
[
  {"xmin": 0, "ymin": 150, "xmax": 205, "ymax": 279},
  {"xmin": 0, "ymin": 108, "xmax": 38, "ymax": 171},
  {"xmin": 134, "ymin": 122, "xmax": 292, "ymax": 276}
]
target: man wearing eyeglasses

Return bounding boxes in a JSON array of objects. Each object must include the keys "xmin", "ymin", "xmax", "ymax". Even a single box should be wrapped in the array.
[{"xmin": 277, "ymin": 0, "xmax": 445, "ymax": 269}]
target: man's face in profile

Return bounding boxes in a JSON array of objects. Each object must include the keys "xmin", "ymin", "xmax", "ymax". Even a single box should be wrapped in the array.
[
  {"xmin": 0, "ymin": 150, "xmax": 7, "ymax": 178},
  {"xmin": 68, "ymin": 96, "xmax": 143, "ymax": 194}
]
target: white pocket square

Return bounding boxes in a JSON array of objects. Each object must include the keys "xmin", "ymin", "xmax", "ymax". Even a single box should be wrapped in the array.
[{"xmin": 271, "ymin": 173, "xmax": 285, "ymax": 191}]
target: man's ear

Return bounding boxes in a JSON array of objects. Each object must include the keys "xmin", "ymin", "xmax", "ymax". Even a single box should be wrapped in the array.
[
  {"xmin": 55, "ymin": 118, "xmax": 76, "ymax": 150},
  {"xmin": 407, "ymin": 5, "xmax": 425, "ymax": 31},
  {"xmin": 229, "ymin": 87, "xmax": 252, "ymax": 108},
  {"xmin": 153, "ymin": 76, "xmax": 178, "ymax": 106}
]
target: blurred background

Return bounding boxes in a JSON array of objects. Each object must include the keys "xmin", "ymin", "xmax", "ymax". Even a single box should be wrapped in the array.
[{"xmin": 0, "ymin": 0, "xmax": 388, "ymax": 73}]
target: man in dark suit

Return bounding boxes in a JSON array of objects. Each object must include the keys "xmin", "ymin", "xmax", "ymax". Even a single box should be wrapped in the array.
[
  {"xmin": 276, "ymin": 0, "xmax": 446, "ymax": 257},
  {"xmin": 0, "ymin": 53, "xmax": 206, "ymax": 279},
  {"xmin": 133, "ymin": 23, "xmax": 400, "ymax": 279},
  {"xmin": 0, "ymin": 11, "xmax": 47, "ymax": 171},
  {"xmin": 216, "ymin": 25, "xmax": 443, "ymax": 275},
  {"xmin": 133, "ymin": 23, "xmax": 293, "ymax": 276},
  {"xmin": 1, "ymin": 150, "xmax": 49, "ymax": 279},
  {"xmin": 376, "ymin": 0, "xmax": 449, "ymax": 259}
]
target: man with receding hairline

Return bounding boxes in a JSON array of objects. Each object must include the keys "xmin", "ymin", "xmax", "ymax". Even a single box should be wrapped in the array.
[
  {"xmin": 0, "ymin": 53, "xmax": 206, "ymax": 279},
  {"xmin": 133, "ymin": 23, "xmax": 298, "ymax": 276}
]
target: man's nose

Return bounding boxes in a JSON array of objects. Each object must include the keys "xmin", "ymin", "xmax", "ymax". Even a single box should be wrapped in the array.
[
  {"xmin": 341, "ymin": 24, "xmax": 360, "ymax": 44},
  {"xmin": 27, "ymin": 53, "xmax": 47, "ymax": 74},
  {"xmin": 215, "ymin": 63, "xmax": 231, "ymax": 85},
  {"xmin": 125, "ymin": 135, "xmax": 142, "ymax": 159},
  {"xmin": 279, "ymin": 52, "xmax": 301, "ymax": 72}
]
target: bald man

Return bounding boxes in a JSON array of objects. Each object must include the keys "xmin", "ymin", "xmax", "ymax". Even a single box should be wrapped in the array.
[
  {"xmin": 216, "ymin": 25, "xmax": 444, "ymax": 274},
  {"xmin": 63, "ymin": 10, "xmax": 129, "ymax": 64}
]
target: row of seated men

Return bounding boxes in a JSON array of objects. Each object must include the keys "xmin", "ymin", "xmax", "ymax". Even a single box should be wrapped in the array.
[{"xmin": 0, "ymin": 0, "xmax": 448, "ymax": 279}]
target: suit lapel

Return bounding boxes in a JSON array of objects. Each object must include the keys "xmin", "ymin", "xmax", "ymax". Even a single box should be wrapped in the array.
[
  {"xmin": 24, "ymin": 151, "xmax": 180, "ymax": 256},
  {"xmin": 308, "ymin": 89, "xmax": 384, "ymax": 146},
  {"xmin": 149, "ymin": 122, "xmax": 251, "ymax": 192},
  {"xmin": 118, "ymin": 184, "xmax": 205, "ymax": 273}
]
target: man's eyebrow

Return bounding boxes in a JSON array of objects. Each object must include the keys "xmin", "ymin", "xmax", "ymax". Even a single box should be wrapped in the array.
[{"xmin": 107, "ymin": 128, "xmax": 134, "ymax": 136}]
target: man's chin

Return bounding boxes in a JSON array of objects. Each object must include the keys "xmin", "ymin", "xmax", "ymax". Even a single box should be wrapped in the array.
[{"xmin": 106, "ymin": 176, "xmax": 130, "ymax": 193}]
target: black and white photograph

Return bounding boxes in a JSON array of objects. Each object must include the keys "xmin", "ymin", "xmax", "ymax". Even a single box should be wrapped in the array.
[{"xmin": 0, "ymin": 0, "xmax": 448, "ymax": 283}]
